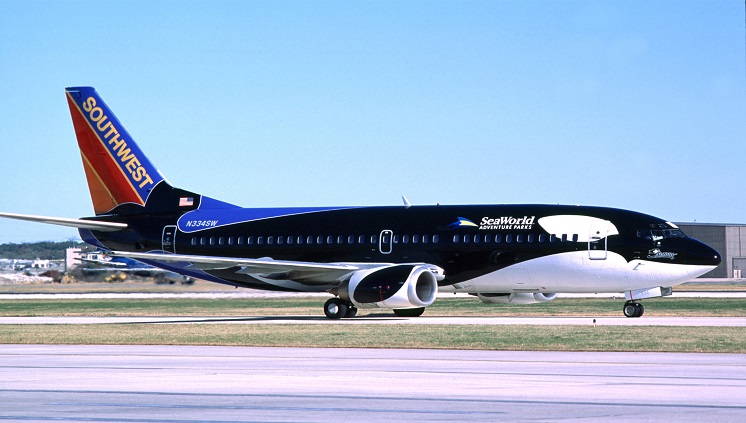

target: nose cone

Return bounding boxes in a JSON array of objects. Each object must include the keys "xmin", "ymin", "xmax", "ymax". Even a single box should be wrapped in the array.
[
  {"xmin": 695, "ymin": 239, "xmax": 722, "ymax": 267},
  {"xmin": 679, "ymin": 237, "xmax": 721, "ymax": 267}
]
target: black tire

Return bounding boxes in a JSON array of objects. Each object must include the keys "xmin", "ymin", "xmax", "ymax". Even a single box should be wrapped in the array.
[
  {"xmin": 393, "ymin": 307, "xmax": 425, "ymax": 317},
  {"xmin": 623, "ymin": 301, "xmax": 638, "ymax": 318},
  {"xmin": 344, "ymin": 306, "xmax": 358, "ymax": 318},
  {"xmin": 636, "ymin": 303, "xmax": 645, "ymax": 317},
  {"xmin": 324, "ymin": 298, "xmax": 347, "ymax": 319}
]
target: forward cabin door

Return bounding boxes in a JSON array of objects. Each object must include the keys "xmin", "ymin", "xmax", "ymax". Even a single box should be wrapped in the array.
[
  {"xmin": 379, "ymin": 229, "xmax": 393, "ymax": 255},
  {"xmin": 162, "ymin": 225, "xmax": 177, "ymax": 253},
  {"xmin": 588, "ymin": 220, "xmax": 609, "ymax": 260}
]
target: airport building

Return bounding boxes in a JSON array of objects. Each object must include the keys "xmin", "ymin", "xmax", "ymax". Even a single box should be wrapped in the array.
[{"xmin": 677, "ymin": 223, "xmax": 746, "ymax": 279}]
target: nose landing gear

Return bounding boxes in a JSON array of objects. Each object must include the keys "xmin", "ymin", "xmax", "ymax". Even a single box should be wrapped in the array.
[{"xmin": 623, "ymin": 301, "xmax": 645, "ymax": 318}]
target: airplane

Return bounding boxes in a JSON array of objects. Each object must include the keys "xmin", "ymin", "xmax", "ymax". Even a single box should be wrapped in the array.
[{"xmin": 0, "ymin": 86, "xmax": 721, "ymax": 319}]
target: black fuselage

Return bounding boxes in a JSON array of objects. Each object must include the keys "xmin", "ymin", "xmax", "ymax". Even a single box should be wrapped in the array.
[{"xmin": 84, "ymin": 202, "xmax": 721, "ymax": 292}]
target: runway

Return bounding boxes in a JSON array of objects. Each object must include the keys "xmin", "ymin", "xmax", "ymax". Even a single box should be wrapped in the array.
[
  {"xmin": 0, "ymin": 345, "xmax": 744, "ymax": 422},
  {"xmin": 2, "ymin": 315, "xmax": 746, "ymax": 326}
]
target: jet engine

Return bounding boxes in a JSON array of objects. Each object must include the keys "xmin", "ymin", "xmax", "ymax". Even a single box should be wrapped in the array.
[
  {"xmin": 477, "ymin": 292, "xmax": 558, "ymax": 304},
  {"xmin": 339, "ymin": 264, "xmax": 438, "ymax": 309}
]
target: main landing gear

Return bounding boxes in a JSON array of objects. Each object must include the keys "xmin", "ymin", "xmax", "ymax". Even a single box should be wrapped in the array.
[
  {"xmin": 323, "ymin": 298, "xmax": 426, "ymax": 319},
  {"xmin": 324, "ymin": 298, "xmax": 357, "ymax": 319},
  {"xmin": 623, "ymin": 301, "xmax": 645, "ymax": 318}
]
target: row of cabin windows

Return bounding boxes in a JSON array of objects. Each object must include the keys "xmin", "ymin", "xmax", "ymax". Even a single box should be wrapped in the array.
[
  {"xmin": 187, "ymin": 233, "xmax": 585, "ymax": 247},
  {"xmin": 453, "ymin": 233, "xmax": 579, "ymax": 244},
  {"xmin": 189, "ymin": 234, "xmax": 442, "ymax": 247}
]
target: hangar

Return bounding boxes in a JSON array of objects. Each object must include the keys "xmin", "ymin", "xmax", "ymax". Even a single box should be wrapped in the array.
[{"xmin": 677, "ymin": 223, "xmax": 746, "ymax": 279}]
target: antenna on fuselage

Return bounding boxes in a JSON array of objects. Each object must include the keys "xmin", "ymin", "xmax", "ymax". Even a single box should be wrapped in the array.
[{"xmin": 402, "ymin": 196, "xmax": 411, "ymax": 209}]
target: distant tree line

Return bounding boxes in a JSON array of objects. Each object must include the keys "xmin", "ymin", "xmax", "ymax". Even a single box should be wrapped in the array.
[{"xmin": 0, "ymin": 241, "xmax": 88, "ymax": 260}]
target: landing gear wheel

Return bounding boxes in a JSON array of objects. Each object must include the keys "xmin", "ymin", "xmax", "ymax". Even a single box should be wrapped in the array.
[
  {"xmin": 623, "ymin": 301, "xmax": 644, "ymax": 318},
  {"xmin": 635, "ymin": 303, "xmax": 644, "ymax": 317},
  {"xmin": 393, "ymin": 307, "xmax": 425, "ymax": 317},
  {"xmin": 344, "ymin": 306, "xmax": 358, "ymax": 318},
  {"xmin": 324, "ymin": 298, "xmax": 348, "ymax": 319}
]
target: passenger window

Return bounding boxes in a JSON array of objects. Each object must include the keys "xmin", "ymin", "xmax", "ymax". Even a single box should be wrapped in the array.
[
  {"xmin": 326, "ymin": 236, "xmax": 334, "ymax": 244},
  {"xmin": 463, "ymin": 235, "xmax": 470, "ymax": 243},
  {"xmin": 453, "ymin": 235, "xmax": 459, "ymax": 243},
  {"xmin": 403, "ymin": 235, "xmax": 409, "ymax": 244},
  {"xmin": 561, "ymin": 234, "xmax": 568, "ymax": 242},
  {"xmin": 371, "ymin": 236, "xmax": 378, "ymax": 244},
  {"xmin": 297, "ymin": 236, "xmax": 303, "ymax": 245},
  {"xmin": 308, "ymin": 236, "xmax": 314, "ymax": 244},
  {"xmin": 393, "ymin": 235, "xmax": 399, "ymax": 244},
  {"xmin": 528, "ymin": 234, "xmax": 534, "ymax": 243},
  {"xmin": 238, "ymin": 236, "xmax": 244, "ymax": 245},
  {"xmin": 267, "ymin": 236, "xmax": 274, "ymax": 245},
  {"xmin": 516, "ymin": 234, "xmax": 524, "ymax": 243},
  {"xmin": 572, "ymin": 234, "xmax": 579, "ymax": 242},
  {"xmin": 413, "ymin": 235, "xmax": 419, "ymax": 244},
  {"xmin": 505, "ymin": 234, "xmax": 513, "ymax": 243},
  {"xmin": 423, "ymin": 235, "xmax": 430, "ymax": 244},
  {"xmin": 433, "ymin": 235, "xmax": 439, "ymax": 243},
  {"xmin": 191, "ymin": 237, "xmax": 197, "ymax": 246},
  {"xmin": 359, "ymin": 235, "xmax": 366, "ymax": 244},
  {"xmin": 549, "ymin": 234, "xmax": 556, "ymax": 242},
  {"xmin": 278, "ymin": 236, "xmax": 284, "ymax": 245},
  {"xmin": 484, "ymin": 234, "xmax": 492, "ymax": 243},
  {"xmin": 248, "ymin": 236, "xmax": 255, "ymax": 245},
  {"xmin": 538, "ymin": 234, "xmax": 545, "ymax": 242},
  {"xmin": 348, "ymin": 235, "xmax": 355, "ymax": 244},
  {"xmin": 218, "ymin": 237, "xmax": 225, "ymax": 245},
  {"xmin": 209, "ymin": 237, "xmax": 215, "ymax": 245},
  {"xmin": 473, "ymin": 235, "xmax": 480, "ymax": 243},
  {"xmin": 495, "ymin": 234, "xmax": 502, "ymax": 243},
  {"xmin": 228, "ymin": 237, "xmax": 234, "ymax": 245},
  {"xmin": 287, "ymin": 236, "xmax": 293, "ymax": 245}
]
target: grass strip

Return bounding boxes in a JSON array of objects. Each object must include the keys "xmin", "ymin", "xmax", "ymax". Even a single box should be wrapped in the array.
[
  {"xmin": 0, "ymin": 324, "xmax": 743, "ymax": 353},
  {"xmin": 1, "ymin": 297, "xmax": 745, "ymax": 317}
]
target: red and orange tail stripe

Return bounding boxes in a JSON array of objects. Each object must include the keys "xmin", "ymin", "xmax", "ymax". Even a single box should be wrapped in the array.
[{"xmin": 66, "ymin": 87, "xmax": 163, "ymax": 215}]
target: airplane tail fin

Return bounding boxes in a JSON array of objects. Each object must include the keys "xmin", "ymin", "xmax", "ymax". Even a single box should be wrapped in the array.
[
  {"xmin": 66, "ymin": 86, "xmax": 166, "ymax": 215},
  {"xmin": 66, "ymin": 86, "xmax": 237, "ymax": 216}
]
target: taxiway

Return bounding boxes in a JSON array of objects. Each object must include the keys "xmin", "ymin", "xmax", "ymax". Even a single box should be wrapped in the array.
[{"xmin": 0, "ymin": 345, "xmax": 744, "ymax": 422}]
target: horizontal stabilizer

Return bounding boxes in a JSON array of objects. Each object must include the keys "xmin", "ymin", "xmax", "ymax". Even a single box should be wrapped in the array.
[{"xmin": 0, "ymin": 212, "xmax": 127, "ymax": 232}]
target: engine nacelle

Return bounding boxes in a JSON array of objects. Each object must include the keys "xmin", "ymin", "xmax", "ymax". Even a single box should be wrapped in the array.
[
  {"xmin": 477, "ymin": 292, "xmax": 558, "ymax": 305},
  {"xmin": 340, "ymin": 264, "xmax": 438, "ymax": 309}
]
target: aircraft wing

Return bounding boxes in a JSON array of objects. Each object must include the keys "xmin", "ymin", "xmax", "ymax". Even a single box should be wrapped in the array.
[{"xmin": 112, "ymin": 251, "xmax": 365, "ymax": 283}]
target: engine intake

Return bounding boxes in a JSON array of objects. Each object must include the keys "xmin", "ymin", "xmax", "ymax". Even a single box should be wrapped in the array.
[{"xmin": 341, "ymin": 264, "xmax": 438, "ymax": 309}]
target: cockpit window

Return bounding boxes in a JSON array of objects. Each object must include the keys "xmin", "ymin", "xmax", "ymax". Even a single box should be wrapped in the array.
[{"xmin": 637, "ymin": 226, "xmax": 686, "ymax": 241}]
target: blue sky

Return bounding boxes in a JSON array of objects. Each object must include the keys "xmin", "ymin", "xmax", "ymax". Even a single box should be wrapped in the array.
[{"xmin": 0, "ymin": 0, "xmax": 744, "ymax": 243}]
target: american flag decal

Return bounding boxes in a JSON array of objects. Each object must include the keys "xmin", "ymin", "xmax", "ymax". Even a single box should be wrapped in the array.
[{"xmin": 179, "ymin": 197, "xmax": 194, "ymax": 207}]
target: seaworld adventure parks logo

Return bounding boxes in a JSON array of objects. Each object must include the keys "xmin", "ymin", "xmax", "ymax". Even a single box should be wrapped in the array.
[
  {"xmin": 450, "ymin": 216, "xmax": 536, "ymax": 230},
  {"xmin": 479, "ymin": 216, "xmax": 535, "ymax": 230}
]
